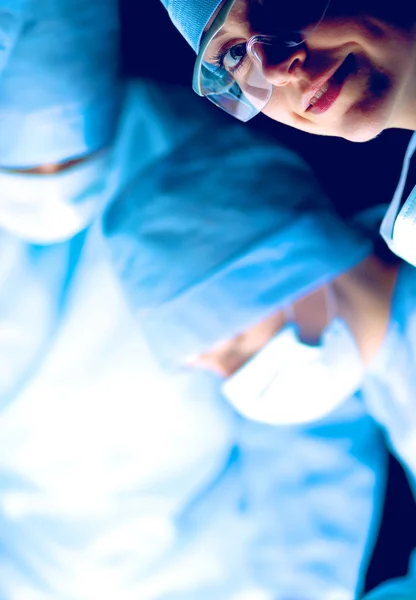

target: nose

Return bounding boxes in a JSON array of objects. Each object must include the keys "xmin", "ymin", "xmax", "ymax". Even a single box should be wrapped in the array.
[{"xmin": 248, "ymin": 38, "xmax": 308, "ymax": 87}]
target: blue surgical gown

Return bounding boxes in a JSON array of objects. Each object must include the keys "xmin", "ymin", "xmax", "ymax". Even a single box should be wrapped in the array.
[
  {"xmin": 0, "ymin": 80, "xmax": 401, "ymax": 600},
  {"xmin": 0, "ymin": 81, "xmax": 254, "ymax": 598}
]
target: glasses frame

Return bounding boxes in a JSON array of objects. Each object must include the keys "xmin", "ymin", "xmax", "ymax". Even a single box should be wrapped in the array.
[
  {"xmin": 193, "ymin": 0, "xmax": 333, "ymax": 97},
  {"xmin": 192, "ymin": 0, "xmax": 238, "ymax": 95}
]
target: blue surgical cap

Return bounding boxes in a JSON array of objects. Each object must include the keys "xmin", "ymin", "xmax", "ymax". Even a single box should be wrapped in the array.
[
  {"xmin": 0, "ymin": 0, "xmax": 121, "ymax": 168},
  {"xmin": 160, "ymin": 0, "xmax": 222, "ymax": 52},
  {"xmin": 104, "ymin": 125, "xmax": 373, "ymax": 369}
]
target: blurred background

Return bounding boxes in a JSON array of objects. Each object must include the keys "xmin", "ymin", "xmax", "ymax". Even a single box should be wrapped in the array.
[{"xmin": 120, "ymin": 1, "xmax": 416, "ymax": 594}]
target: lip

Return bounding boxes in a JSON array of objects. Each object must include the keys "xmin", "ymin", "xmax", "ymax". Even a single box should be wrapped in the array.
[
  {"xmin": 301, "ymin": 59, "xmax": 348, "ymax": 113},
  {"xmin": 309, "ymin": 77, "xmax": 344, "ymax": 115}
]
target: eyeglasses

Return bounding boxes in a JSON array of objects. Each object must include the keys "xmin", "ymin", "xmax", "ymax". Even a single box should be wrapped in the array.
[{"xmin": 192, "ymin": 0, "xmax": 331, "ymax": 122}]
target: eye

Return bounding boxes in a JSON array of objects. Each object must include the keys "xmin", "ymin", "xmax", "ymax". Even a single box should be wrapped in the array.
[{"xmin": 222, "ymin": 42, "xmax": 247, "ymax": 72}]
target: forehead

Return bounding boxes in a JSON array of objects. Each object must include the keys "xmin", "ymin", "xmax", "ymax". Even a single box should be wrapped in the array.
[
  {"xmin": 226, "ymin": 0, "xmax": 348, "ymax": 33},
  {"xmin": 207, "ymin": 0, "xmax": 311, "ymax": 46}
]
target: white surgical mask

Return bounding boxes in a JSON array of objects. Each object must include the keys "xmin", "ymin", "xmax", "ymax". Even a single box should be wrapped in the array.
[
  {"xmin": 0, "ymin": 150, "xmax": 115, "ymax": 244},
  {"xmin": 380, "ymin": 132, "xmax": 416, "ymax": 266},
  {"xmin": 221, "ymin": 290, "xmax": 364, "ymax": 425}
]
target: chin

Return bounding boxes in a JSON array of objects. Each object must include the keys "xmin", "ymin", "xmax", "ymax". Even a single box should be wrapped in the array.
[
  {"xmin": 337, "ymin": 83, "xmax": 398, "ymax": 142},
  {"xmin": 338, "ymin": 122, "xmax": 384, "ymax": 142},
  {"xmin": 336, "ymin": 109, "xmax": 393, "ymax": 142}
]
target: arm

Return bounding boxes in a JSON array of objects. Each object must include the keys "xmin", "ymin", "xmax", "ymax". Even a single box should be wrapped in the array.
[{"xmin": 237, "ymin": 392, "xmax": 388, "ymax": 600}]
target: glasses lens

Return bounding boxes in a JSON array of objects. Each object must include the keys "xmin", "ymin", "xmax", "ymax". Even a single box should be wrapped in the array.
[{"xmin": 199, "ymin": 59, "xmax": 272, "ymax": 122}]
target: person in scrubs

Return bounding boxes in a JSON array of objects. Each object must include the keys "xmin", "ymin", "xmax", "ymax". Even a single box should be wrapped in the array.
[
  {"xmin": 105, "ymin": 126, "xmax": 416, "ymax": 600},
  {"xmin": 1, "ymin": 1, "xmax": 381, "ymax": 598},
  {"xmin": 159, "ymin": 0, "xmax": 416, "ymax": 272}
]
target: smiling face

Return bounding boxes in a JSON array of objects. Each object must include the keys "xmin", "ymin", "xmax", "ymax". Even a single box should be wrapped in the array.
[{"xmin": 203, "ymin": 0, "xmax": 416, "ymax": 140}]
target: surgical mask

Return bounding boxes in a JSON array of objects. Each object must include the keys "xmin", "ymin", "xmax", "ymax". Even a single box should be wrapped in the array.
[
  {"xmin": 221, "ymin": 289, "xmax": 364, "ymax": 425},
  {"xmin": 380, "ymin": 132, "xmax": 416, "ymax": 266},
  {"xmin": 0, "ymin": 149, "xmax": 115, "ymax": 244}
]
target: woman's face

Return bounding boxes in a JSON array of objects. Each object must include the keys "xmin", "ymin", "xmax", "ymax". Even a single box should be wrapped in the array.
[{"xmin": 205, "ymin": 0, "xmax": 416, "ymax": 140}]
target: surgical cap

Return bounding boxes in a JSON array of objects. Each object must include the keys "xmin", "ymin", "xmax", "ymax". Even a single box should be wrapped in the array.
[
  {"xmin": 160, "ymin": 0, "xmax": 222, "ymax": 52},
  {"xmin": 0, "ymin": 0, "xmax": 121, "ymax": 168},
  {"xmin": 104, "ymin": 125, "xmax": 373, "ymax": 368}
]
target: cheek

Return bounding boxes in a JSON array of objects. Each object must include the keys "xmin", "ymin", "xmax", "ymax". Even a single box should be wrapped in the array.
[
  {"xmin": 310, "ymin": 16, "xmax": 413, "ymax": 76},
  {"xmin": 261, "ymin": 92, "xmax": 292, "ymax": 125},
  {"xmin": 305, "ymin": 15, "xmax": 384, "ymax": 47}
]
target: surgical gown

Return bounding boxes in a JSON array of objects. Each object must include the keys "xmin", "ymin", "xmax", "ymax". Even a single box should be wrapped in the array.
[
  {"xmin": 103, "ymin": 91, "xmax": 416, "ymax": 599},
  {"xmin": 0, "ymin": 81, "xmax": 262, "ymax": 599},
  {"xmin": 0, "ymin": 79, "xmax": 387, "ymax": 600},
  {"xmin": 1, "ymin": 0, "xmax": 345, "ymax": 597}
]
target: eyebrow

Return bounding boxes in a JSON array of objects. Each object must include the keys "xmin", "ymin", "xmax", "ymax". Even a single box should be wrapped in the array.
[{"xmin": 211, "ymin": 27, "xmax": 230, "ymax": 43}]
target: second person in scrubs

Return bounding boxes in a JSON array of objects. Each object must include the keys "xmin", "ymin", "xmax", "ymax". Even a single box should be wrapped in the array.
[{"xmin": 105, "ymin": 126, "xmax": 416, "ymax": 600}]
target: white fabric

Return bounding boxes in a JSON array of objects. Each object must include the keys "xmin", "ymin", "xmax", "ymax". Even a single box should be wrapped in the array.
[
  {"xmin": 380, "ymin": 132, "xmax": 416, "ymax": 264},
  {"xmin": 0, "ymin": 150, "xmax": 115, "ymax": 244},
  {"xmin": 222, "ymin": 317, "xmax": 364, "ymax": 426},
  {"xmin": 0, "ymin": 221, "xmax": 247, "ymax": 599}
]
